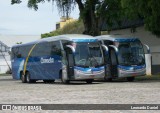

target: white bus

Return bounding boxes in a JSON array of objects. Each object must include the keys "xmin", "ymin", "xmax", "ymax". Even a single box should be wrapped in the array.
[
  {"xmin": 97, "ymin": 35, "xmax": 150, "ymax": 81},
  {"xmin": 11, "ymin": 34, "xmax": 107, "ymax": 84}
]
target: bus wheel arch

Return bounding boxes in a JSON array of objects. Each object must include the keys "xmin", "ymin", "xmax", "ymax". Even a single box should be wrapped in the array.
[
  {"xmin": 59, "ymin": 70, "xmax": 62, "ymax": 79},
  {"xmin": 127, "ymin": 77, "xmax": 135, "ymax": 82},
  {"xmin": 86, "ymin": 79, "xmax": 93, "ymax": 84},
  {"xmin": 20, "ymin": 71, "xmax": 23, "ymax": 80},
  {"xmin": 25, "ymin": 71, "xmax": 36, "ymax": 83},
  {"xmin": 59, "ymin": 70, "xmax": 70, "ymax": 84},
  {"xmin": 21, "ymin": 71, "xmax": 27, "ymax": 83}
]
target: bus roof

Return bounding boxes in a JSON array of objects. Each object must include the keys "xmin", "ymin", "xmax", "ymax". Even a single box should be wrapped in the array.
[
  {"xmin": 96, "ymin": 35, "xmax": 139, "ymax": 42},
  {"xmin": 12, "ymin": 34, "xmax": 96, "ymax": 48}
]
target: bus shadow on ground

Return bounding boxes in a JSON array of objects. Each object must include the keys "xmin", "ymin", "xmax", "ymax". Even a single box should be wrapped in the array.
[
  {"xmin": 15, "ymin": 80, "xmax": 103, "ymax": 85},
  {"xmin": 95, "ymin": 76, "xmax": 160, "ymax": 83},
  {"xmin": 0, "ymin": 78, "xmax": 15, "ymax": 81}
]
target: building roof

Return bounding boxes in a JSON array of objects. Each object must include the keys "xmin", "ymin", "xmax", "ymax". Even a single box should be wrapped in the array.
[
  {"xmin": 101, "ymin": 18, "xmax": 144, "ymax": 31},
  {"xmin": 0, "ymin": 41, "xmax": 10, "ymax": 52}
]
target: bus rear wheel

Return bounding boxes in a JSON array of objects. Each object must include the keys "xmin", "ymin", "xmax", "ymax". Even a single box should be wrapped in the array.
[
  {"xmin": 21, "ymin": 74, "xmax": 27, "ymax": 83},
  {"xmin": 86, "ymin": 79, "xmax": 93, "ymax": 84},
  {"xmin": 127, "ymin": 77, "xmax": 135, "ymax": 82},
  {"xmin": 26, "ymin": 72, "xmax": 36, "ymax": 83}
]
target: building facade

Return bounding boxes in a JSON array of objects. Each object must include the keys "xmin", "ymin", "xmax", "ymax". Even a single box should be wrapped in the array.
[
  {"xmin": 0, "ymin": 41, "xmax": 11, "ymax": 74},
  {"xmin": 102, "ymin": 26, "xmax": 160, "ymax": 74},
  {"xmin": 56, "ymin": 17, "xmax": 77, "ymax": 29}
]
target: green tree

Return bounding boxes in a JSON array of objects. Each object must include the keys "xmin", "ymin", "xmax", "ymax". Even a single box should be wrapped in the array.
[
  {"xmin": 16, "ymin": 42, "xmax": 22, "ymax": 44},
  {"xmin": 121, "ymin": 0, "xmax": 160, "ymax": 36},
  {"xmin": 11, "ymin": 0, "xmax": 122, "ymax": 36}
]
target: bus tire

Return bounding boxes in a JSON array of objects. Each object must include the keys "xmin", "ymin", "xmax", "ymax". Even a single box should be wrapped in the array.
[
  {"xmin": 21, "ymin": 74, "xmax": 27, "ymax": 83},
  {"xmin": 26, "ymin": 72, "xmax": 36, "ymax": 83},
  {"xmin": 86, "ymin": 79, "xmax": 93, "ymax": 84},
  {"xmin": 104, "ymin": 77, "xmax": 112, "ymax": 82},
  {"xmin": 107, "ymin": 78, "xmax": 112, "ymax": 82},
  {"xmin": 127, "ymin": 77, "xmax": 135, "ymax": 82},
  {"xmin": 60, "ymin": 72, "xmax": 70, "ymax": 84}
]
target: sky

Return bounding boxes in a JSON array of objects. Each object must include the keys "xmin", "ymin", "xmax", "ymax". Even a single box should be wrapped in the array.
[{"xmin": 0, "ymin": 0, "xmax": 79, "ymax": 47}]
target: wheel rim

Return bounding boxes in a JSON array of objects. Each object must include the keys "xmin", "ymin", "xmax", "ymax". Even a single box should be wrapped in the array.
[
  {"xmin": 22, "ymin": 75, "xmax": 25, "ymax": 81},
  {"xmin": 26, "ymin": 73, "xmax": 30, "ymax": 82}
]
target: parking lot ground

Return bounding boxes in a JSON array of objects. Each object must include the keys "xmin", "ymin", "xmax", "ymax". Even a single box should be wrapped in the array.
[{"xmin": 0, "ymin": 74, "xmax": 160, "ymax": 112}]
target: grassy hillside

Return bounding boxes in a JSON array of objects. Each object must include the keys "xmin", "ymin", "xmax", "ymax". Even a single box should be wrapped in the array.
[{"xmin": 41, "ymin": 20, "xmax": 84, "ymax": 38}]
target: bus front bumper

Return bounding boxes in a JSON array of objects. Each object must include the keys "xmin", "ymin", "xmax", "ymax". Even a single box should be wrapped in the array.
[
  {"xmin": 118, "ymin": 68, "xmax": 146, "ymax": 78},
  {"xmin": 74, "ymin": 68, "xmax": 105, "ymax": 80}
]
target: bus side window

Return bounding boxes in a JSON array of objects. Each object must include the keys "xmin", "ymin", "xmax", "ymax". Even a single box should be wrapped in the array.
[
  {"xmin": 11, "ymin": 48, "xmax": 15, "ymax": 59},
  {"xmin": 17, "ymin": 54, "xmax": 22, "ymax": 58},
  {"xmin": 12, "ymin": 47, "xmax": 20, "ymax": 59},
  {"xmin": 50, "ymin": 41, "xmax": 61, "ymax": 56}
]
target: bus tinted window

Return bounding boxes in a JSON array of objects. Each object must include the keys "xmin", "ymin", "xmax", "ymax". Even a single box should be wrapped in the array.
[
  {"xmin": 50, "ymin": 41, "xmax": 61, "ymax": 56},
  {"xmin": 31, "ymin": 41, "xmax": 61, "ymax": 57}
]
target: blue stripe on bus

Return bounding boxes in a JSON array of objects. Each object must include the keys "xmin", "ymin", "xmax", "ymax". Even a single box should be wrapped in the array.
[
  {"xmin": 72, "ymin": 39, "xmax": 98, "ymax": 42},
  {"xmin": 74, "ymin": 66, "xmax": 104, "ymax": 72},
  {"xmin": 118, "ymin": 65, "xmax": 145, "ymax": 70},
  {"xmin": 115, "ymin": 38, "xmax": 139, "ymax": 42}
]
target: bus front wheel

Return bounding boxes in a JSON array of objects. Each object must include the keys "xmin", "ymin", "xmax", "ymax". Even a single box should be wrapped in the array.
[
  {"xmin": 127, "ymin": 77, "xmax": 135, "ymax": 82},
  {"xmin": 60, "ymin": 72, "xmax": 70, "ymax": 84},
  {"xmin": 86, "ymin": 79, "xmax": 93, "ymax": 84}
]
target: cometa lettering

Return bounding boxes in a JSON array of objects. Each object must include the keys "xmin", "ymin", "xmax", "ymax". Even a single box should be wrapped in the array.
[{"xmin": 40, "ymin": 57, "xmax": 54, "ymax": 64}]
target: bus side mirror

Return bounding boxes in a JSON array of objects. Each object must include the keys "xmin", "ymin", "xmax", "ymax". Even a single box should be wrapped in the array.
[
  {"xmin": 66, "ymin": 45, "xmax": 75, "ymax": 53},
  {"xmin": 66, "ymin": 45, "xmax": 75, "ymax": 67},
  {"xmin": 143, "ymin": 44, "xmax": 150, "ymax": 54},
  {"xmin": 101, "ymin": 44, "xmax": 109, "ymax": 63},
  {"xmin": 109, "ymin": 45, "xmax": 118, "ymax": 55},
  {"xmin": 101, "ymin": 44, "xmax": 109, "ymax": 55},
  {"xmin": 109, "ymin": 45, "xmax": 119, "ymax": 65}
]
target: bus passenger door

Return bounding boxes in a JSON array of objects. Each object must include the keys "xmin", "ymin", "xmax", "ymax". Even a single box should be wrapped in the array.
[
  {"xmin": 109, "ymin": 45, "xmax": 118, "ymax": 77},
  {"xmin": 65, "ymin": 45, "xmax": 75, "ymax": 79}
]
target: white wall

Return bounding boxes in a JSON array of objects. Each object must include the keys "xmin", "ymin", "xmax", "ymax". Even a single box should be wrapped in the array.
[
  {"xmin": 109, "ymin": 26, "xmax": 160, "ymax": 46},
  {"xmin": 108, "ymin": 26, "xmax": 160, "ymax": 74},
  {"xmin": 0, "ymin": 60, "xmax": 11, "ymax": 74},
  {"xmin": 0, "ymin": 51, "xmax": 11, "ymax": 74}
]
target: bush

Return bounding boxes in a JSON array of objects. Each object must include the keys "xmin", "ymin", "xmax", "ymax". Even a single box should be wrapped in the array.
[{"xmin": 41, "ymin": 20, "xmax": 84, "ymax": 38}]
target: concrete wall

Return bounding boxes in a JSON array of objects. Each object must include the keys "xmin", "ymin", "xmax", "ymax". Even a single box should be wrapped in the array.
[
  {"xmin": 108, "ymin": 26, "xmax": 160, "ymax": 74},
  {"xmin": 0, "ymin": 52, "xmax": 11, "ymax": 74}
]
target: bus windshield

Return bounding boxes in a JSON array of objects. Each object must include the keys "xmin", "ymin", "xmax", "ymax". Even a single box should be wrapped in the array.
[
  {"xmin": 117, "ymin": 40, "xmax": 145, "ymax": 66},
  {"xmin": 74, "ymin": 42, "xmax": 104, "ymax": 67}
]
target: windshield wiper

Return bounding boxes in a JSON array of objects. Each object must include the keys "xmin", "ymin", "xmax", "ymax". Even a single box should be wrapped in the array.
[
  {"xmin": 84, "ymin": 55, "xmax": 99, "ymax": 67},
  {"xmin": 90, "ymin": 55, "xmax": 99, "ymax": 67}
]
